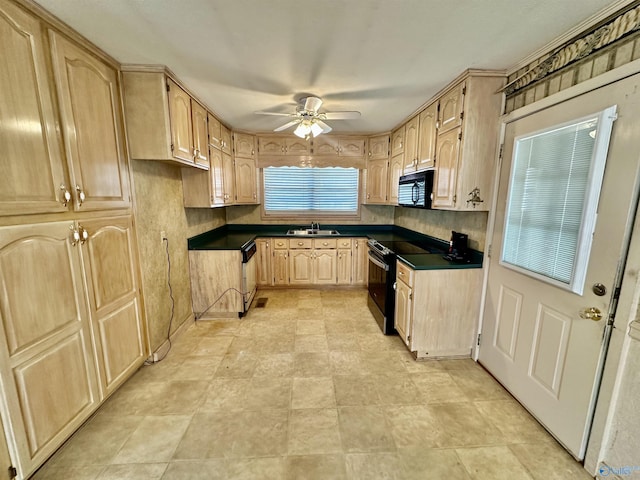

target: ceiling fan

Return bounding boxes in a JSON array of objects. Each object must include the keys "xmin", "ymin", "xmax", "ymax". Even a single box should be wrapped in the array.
[{"xmin": 255, "ymin": 96, "xmax": 361, "ymax": 138}]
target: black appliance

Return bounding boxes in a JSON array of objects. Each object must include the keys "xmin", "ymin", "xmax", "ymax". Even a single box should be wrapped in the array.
[
  {"xmin": 398, "ymin": 170, "xmax": 435, "ymax": 208},
  {"xmin": 367, "ymin": 238, "xmax": 443, "ymax": 334},
  {"xmin": 443, "ymin": 231, "xmax": 470, "ymax": 262}
]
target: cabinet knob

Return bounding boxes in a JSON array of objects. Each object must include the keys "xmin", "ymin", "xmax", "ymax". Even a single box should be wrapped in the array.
[
  {"xmin": 75, "ymin": 185, "xmax": 86, "ymax": 207},
  {"xmin": 323, "ymin": 242, "xmax": 328, "ymax": 246},
  {"xmin": 298, "ymin": 241, "xmax": 303, "ymax": 246},
  {"xmin": 69, "ymin": 225, "xmax": 81, "ymax": 246},
  {"xmin": 60, "ymin": 184, "xmax": 71, "ymax": 207},
  {"xmin": 78, "ymin": 225, "xmax": 89, "ymax": 245}
]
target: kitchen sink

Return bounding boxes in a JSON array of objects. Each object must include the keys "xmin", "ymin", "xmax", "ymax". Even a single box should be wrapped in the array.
[{"xmin": 286, "ymin": 229, "xmax": 340, "ymax": 236}]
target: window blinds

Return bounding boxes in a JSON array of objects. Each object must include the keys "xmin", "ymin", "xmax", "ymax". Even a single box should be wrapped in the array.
[{"xmin": 263, "ymin": 166, "xmax": 359, "ymax": 213}]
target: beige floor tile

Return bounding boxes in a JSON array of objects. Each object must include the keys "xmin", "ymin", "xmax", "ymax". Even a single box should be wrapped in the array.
[
  {"xmin": 359, "ymin": 350, "xmax": 408, "ymax": 375},
  {"xmin": 449, "ymin": 368, "xmax": 511, "ymax": 401},
  {"xmin": 293, "ymin": 352, "xmax": 332, "ymax": 377},
  {"xmin": 214, "ymin": 352, "xmax": 258, "ymax": 377},
  {"xmin": 160, "ymin": 459, "xmax": 226, "ymax": 479},
  {"xmin": 243, "ymin": 377, "xmax": 292, "ymax": 410},
  {"xmin": 96, "ymin": 463, "xmax": 168, "ymax": 480},
  {"xmin": 329, "ymin": 351, "xmax": 364, "ymax": 375},
  {"xmin": 398, "ymin": 446, "xmax": 472, "ymax": 479},
  {"xmin": 411, "ymin": 372, "xmax": 470, "ymax": 403},
  {"xmin": 291, "ymin": 377, "xmax": 336, "ymax": 409},
  {"xmin": 430, "ymin": 402, "xmax": 506, "ymax": 447},
  {"xmin": 296, "ymin": 319, "xmax": 326, "ymax": 335},
  {"xmin": 288, "ymin": 408, "xmax": 342, "ymax": 455},
  {"xmin": 374, "ymin": 374, "xmax": 423, "ymax": 405},
  {"xmin": 338, "ymin": 406, "xmax": 396, "ymax": 453},
  {"xmin": 200, "ymin": 378, "xmax": 250, "ymax": 411},
  {"xmin": 475, "ymin": 399, "xmax": 554, "ymax": 444},
  {"xmin": 400, "ymin": 355, "xmax": 446, "ymax": 373},
  {"xmin": 144, "ymin": 381, "xmax": 209, "ymax": 415},
  {"xmin": 439, "ymin": 358, "xmax": 483, "ymax": 371},
  {"xmin": 254, "ymin": 353, "xmax": 295, "ymax": 377},
  {"xmin": 171, "ymin": 355, "xmax": 224, "ymax": 381},
  {"xmin": 324, "ymin": 319, "xmax": 357, "ymax": 334},
  {"xmin": 333, "ymin": 375, "xmax": 380, "ymax": 406},
  {"xmin": 97, "ymin": 381, "xmax": 167, "ymax": 416},
  {"xmin": 326, "ymin": 333, "xmax": 361, "ymax": 351},
  {"xmin": 456, "ymin": 446, "xmax": 534, "ymax": 480},
  {"xmin": 286, "ymin": 454, "xmax": 347, "ymax": 480},
  {"xmin": 345, "ymin": 452, "xmax": 402, "ymax": 480},
  {"xmin": 192, "ymin": 336, "xmax": 233, "ymax": 356},
  {"xmin": 295, "ymin": 334, "xmax": 329, "ymax": 352},
  {"xmin": 384, "ymin": 405, "xmax": 448, "ymax": 448},
  {"xmin": 113, "ymin": 415, "xmax": 191, "ymax": 463},
  {"xmin": 509, "ymin": 443, "xmax": 593, "ymax": 479},
  {"xmin": 48, "ymin": 415, "xmax": 144, "ymax": 466},
  {"xmin": 226, "ymin": 336, "xmax": 256, "ymax": 354},
  {"xmin": 32, "ymin": 464, "xmax": 105, "ymax": 480},
  {"xmin": 254, "ymin": 333, "xmax": 296, "ymax": 354},
  {"xmin": 225, "ymin": 457, "xmax": 285, "ymax": 480}
]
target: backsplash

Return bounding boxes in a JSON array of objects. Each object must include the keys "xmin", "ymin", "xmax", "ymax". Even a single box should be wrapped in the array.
[
  {"xmin": 226, "ymin": 204, "xmax": 396, "ymax": 225},
  {"xmin": 132, "ymin": 160, "xmax": 225, "ymax": 351},
  {"xmin": 394, "ymin": 207, "xmax": 489, "ymax": 251}
]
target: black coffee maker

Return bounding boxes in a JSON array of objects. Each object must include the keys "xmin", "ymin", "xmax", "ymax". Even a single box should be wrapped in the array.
[{"xmin": 444, "ymin": 231, "xmax": 469, "ymax": 262}]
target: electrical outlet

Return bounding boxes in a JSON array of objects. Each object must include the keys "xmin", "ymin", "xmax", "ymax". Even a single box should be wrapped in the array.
[{"xmin": 160, "ymin": 230, "xmax": 167, "ymax": 243}]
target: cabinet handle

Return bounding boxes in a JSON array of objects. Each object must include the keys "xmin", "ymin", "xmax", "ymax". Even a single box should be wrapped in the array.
[
  {"xmin": 75, "ymin": 185, "xmax": 86, "ymax": 207},
  {"xmin": 78, "ymin": 225, "xmax": 89, "ymax": 245},
  {"xmin": 60, "ymin": 184, "xmax": 71, "ymax": 207},
  {"xmin": 399, "ymin": 271, "xmax": 405, "ymax": 277},
  {"xmin": 194, "ymin": 148, "xmax": 199, "ymax": 158},
  {"xmin": 69, "ymin": 225, "xmax": 81, "ymax": 246},
  {"xmin": 323, "ymin": 242, "xmax": 328, "ymax": 246},
  {"xmin": 298, "ymin": 241, "xmax": 303, "ymax": 246}
]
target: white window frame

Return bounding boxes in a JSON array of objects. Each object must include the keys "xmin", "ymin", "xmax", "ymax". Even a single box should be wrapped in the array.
[{"xmin": 499, "ymin": 105, "xmax": 617, "ymax": 295}]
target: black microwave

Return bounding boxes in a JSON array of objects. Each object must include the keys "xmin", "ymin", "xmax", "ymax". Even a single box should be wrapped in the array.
[{"xmin": 398, "ymin": 170, "xmax": 434, "ymax": 208}]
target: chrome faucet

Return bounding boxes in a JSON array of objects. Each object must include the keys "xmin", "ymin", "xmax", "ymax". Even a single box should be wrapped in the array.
[{"xmin": 311, "ymin": 221, "xmax": 320, "ymax": 231}]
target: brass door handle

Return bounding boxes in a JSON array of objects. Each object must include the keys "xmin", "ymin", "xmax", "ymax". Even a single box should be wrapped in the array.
[
  {"xmin": 579, "ymin": 307, "xmax": 603, "ymax": 322},
  {"xmin": 75, "ymin": 185, "xmax": 86, "ymax": 207}
]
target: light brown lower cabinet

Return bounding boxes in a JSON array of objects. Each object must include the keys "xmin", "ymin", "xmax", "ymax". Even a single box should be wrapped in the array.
[
  {"xmin": 394, "ymin": 260, "xmax": 482, "ymax": 358},
  {"xmin": 0, "ymin": 217, "xmax": 145, "ymax": 479},
  {"xmin": 352, "ymin": 238, "xmax": 369, "ymax": 285}
]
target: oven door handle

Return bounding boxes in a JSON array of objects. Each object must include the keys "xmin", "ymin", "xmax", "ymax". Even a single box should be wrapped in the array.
[{"xmin": 368, "ymin": 251, "xmax": 390, "ymax": 271}]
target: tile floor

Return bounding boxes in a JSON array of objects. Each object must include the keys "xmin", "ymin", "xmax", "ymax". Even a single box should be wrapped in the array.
[{"xmin": 34, "ymin": 289, "xmax": 593, "ymax": 479}]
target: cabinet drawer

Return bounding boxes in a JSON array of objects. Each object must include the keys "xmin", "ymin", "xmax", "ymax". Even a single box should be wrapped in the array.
[
  {"xmin": 336, "ymin": 238, "xmax": 353, "ymax": 249},
  {"xmin": 313, "ymin": 238, "xmax": 337, "ymax": 249},
  {"xmin": 396, "ymin": 261, "xmax": 414, "ymax": 286},
  {"xmin": 273, "ymin": 239, "xmax": 289, "ymax": 250},
  {"xmin": 289, "ymin": 238, "xmax": 313, "ymax": 249}
]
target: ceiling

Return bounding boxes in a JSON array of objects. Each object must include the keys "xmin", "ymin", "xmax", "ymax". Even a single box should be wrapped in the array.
[{"xmin": 36, "ymin": 0, "xmax": 623, "ymax": 134}]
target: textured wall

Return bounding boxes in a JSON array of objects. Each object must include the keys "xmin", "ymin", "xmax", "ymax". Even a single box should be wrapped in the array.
[
  {"xmin": 226, "ymin": 204, "xmax": 395, "ymax": 225},
  {"xmin": 131, "ymin": 160, "xmax": 225, "ymax": 351},
  {"xmin": 394, "ymin": 208, "xmax": 488, "ymax": 251}
]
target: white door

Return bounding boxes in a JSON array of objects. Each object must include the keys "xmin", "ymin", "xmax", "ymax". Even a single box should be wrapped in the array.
[{"xmin": 479, "ymin": 74, "xmax": 640, "ymax": 459}]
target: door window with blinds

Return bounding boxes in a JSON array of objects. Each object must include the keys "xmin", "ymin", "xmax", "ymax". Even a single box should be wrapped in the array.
[
  {"xmin": 263, "ymin": 166, "xmax": 359, "ymax": 216},
  {"xmin": 500, "ymin": 106, "xmax": 616, "ymax": 294}
]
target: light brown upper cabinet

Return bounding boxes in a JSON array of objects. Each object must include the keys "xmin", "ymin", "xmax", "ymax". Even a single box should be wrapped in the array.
[
  {"xmin": 257, "ymin": 135, "xmax": 311, "ymax": 156},
  {"xmin": 417, "ymin": 102, "xmax": 437, "ymax": 170},
  {"xmin": 234, "ymin": 132, "xmax": 256, "ymax": 159},
  {"xmin": 0, "ymin": 1, "xmax": 68, "ymax": 215},
  {"xmin": 208, "ymin": 114, "xmax": 222, "ymax": 150},
  {"xmin": 365, "ymin": 158, "xmax": 389, "ymax": 204},
  {"xmin": 402, "ymin": 115, "xmax": 419, "ymax": 174},
  {"xmin": 50, "ymin": 32, "xmax": 131, "ymax": 211},
  {"xmin": 368, "ymin": 134, "xmax": 390, "ymax": 160},
  {"xmin": 387, "ymin": 153, "xmax": 404, "ymax": 205},
  {"xmin": 312, "ymin": 136, "xmax": 366, "ymax": 157},
  {"xmin": 122, "ymin": 70, "xmax": 209, "ymax": 169},
  {"xmin": 391, "ymin": 125, "xmax": 405, "ymax": 157},
  {"xmin": 220, "ymin": 124, "xmax": 232, "ymax": 154},
  {"xmin": 432, "ymin": 73, "xmax": 505, "ymax": 211},
  {"xmin": 233, "ymin": 133, "xmax": 258, "ymax": 204}
]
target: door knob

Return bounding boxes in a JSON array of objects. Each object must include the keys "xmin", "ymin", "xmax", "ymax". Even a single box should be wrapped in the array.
[{"xmin": 579, "ymin": 307, "xmax": 603, "ymax": 322}]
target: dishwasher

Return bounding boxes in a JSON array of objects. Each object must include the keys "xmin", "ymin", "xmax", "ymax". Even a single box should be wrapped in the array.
[{"xmin": 241, "ymin": 241, "xmax": 257, "ymax": 315}]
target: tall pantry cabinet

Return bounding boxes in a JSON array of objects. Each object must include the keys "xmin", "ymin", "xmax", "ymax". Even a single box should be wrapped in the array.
[{"xmin": 0, "ymin": 1, "xmax": 147, "ymax": 478}]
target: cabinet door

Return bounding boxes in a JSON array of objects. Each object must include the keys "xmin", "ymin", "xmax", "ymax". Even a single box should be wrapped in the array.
[
  {"xmin": 286, "ymin": 137, "xmax": 311, "ymax": 155},
  {"xmin": 403, "ymin": 116, "xmax": 419, "ymax": 173},
  {"xmin": 256, "ymin": 239, "xmax": 272, "ymax": 286},
  {"xmin": 337, "ymin": 249, "xmax": 352, "ymax": 285},
  {"xmin": 165, "ymin": 79, "xmax": 193, "ymax": 163},
  {"xmin": 0, "ymin": 222, "xmax": 99, "ymax": 477},
  {"xmin": 391, "ymin": 126, "xmax": 405, "ymax": 156},
  {"xmin": 0, "ymin": 1, "xmax": 68, "ymax": 215},
  {"xmin": 191, "ymin": 101, "xmax": 209, "ymax": 168},
  {"xmin": 210, "ymin": 147, "xmax": 226, "ymax": 206},
  {"xmin": 220, "ymin": 124, "xmax": 232, "ymax": 154},
  {"xmin": 339, "ymin": 137, "xmax": 366, "ymax": 157},
  {"xmin": 314, "ymin": 249, "xmax": 337, "ymax": 284},
  {"xmin": 289, "ymin": 250, "xmax": 313, "ymax": 285},
  {"xmin": 50, "ymin": 32, "xmax": 131, "ymax": 211},
  {"xmin": 438, "ymin": 81, "xmax": 465, "ymax": 133},
  {"xmin": 234, "ymin": 132, "xmax": 256, "ymax": 159},
  {"xmin": 387, "ymin": 153, "xmax": 404, "ymax": 206},
  {"xmin": 394, "ymin": 279, "xmax": 412, "ymax": 346},
  {"xmin": 433, "ymin": 127, "xmax": 461, "ymax": 209},
  {"xmin": 368, "ymin": 134, "xmax": 390, "ymax": 160},
  {"xmin": 234, "ymin": 157, "xmax": 257, "ymax": 204},
  {"xmin": 208, "ymin": 114, "xmax": 222, "ymax": 149},
  {"xmin": 79, "ymin": 216, "xmax": 145, "ymax": 396},
  {"xmin": 272, "ymin": 250, "xmax": 289, "ymax": 285},
  {"xmin": 418, "ymin": 102, "xmax": 437, "ymax": 170},
  {"xmin": 352, "ymin": 238, "xmax": 369, "ymax": 285},
  {"xmin": 222, "ymin": 152, "xmax": 235, "ymax": 204},
  {"xmin": 258, "ymin": 136, "xmax": 286, "ymax": 155},
  {"xmin": 312, "ymin": 136, "xmax": 339, "ymax": 156},
  {"xmin": 365, "ymin": 158, "xmax": 388, "ymax": 204}
]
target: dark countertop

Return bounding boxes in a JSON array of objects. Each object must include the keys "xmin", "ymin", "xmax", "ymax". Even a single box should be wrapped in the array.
[{"xmin": 187, "ymin": 224, "xmax": 483, "ymax": 270}]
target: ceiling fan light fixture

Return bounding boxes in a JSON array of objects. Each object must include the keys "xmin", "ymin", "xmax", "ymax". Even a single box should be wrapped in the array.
[
  {"xmin": 294, "ymin": 121, "xmax": 312, "ymax": 138},
  {"xmin": 310, "ymin": 121, "xmax": 323, "ymax": 137}
]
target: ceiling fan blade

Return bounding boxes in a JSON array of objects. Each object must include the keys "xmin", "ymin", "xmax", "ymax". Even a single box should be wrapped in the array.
[
  {"xmin": 254, "ymin": 111, "xmax": 296, "ymax": 117},
  {"xmin": 303, "ymin": 96, "xmax": 323, "ymax": 113},
  {"xmin": 323, "ymin": 111, "xmax": 361, "ymax": 120},
  {"xmin": 273, "ymin": 119, "xmax": 301, "ymax": 132},
  {"xmin": 316, "ymin": 120, "xmax": 332, "ymax": 134}
]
